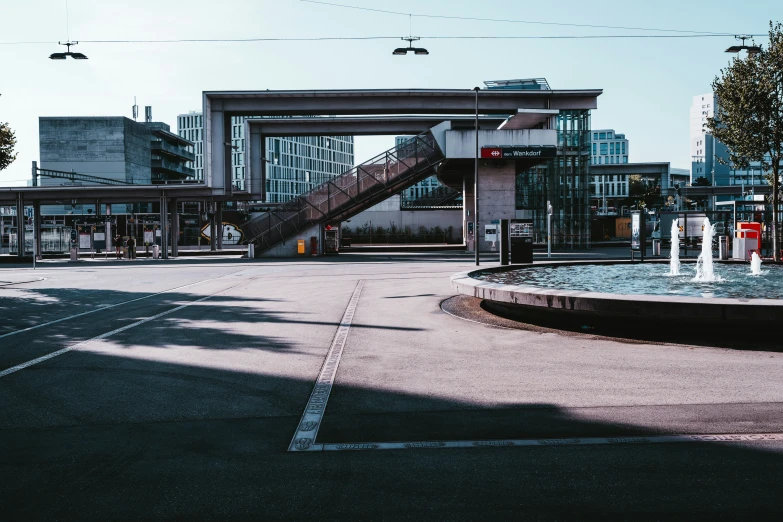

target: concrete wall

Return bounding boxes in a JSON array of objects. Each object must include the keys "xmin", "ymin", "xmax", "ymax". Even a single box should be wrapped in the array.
[
  {"xmin": 258, "ymin": 223, "xmax": 322, "ymax": 258},
  {"xmin": 40, "ymin": 117, "xmax": 129, "ymax": 183},
  {"xmin": 124, "ymin": 119, "xmax": 152, "ymax": 184},
  {"xmin": 445, "ymin": 129, "xmax": 557, "ymax": 159},
  {"xmin": 343, "ymin": 208, "xmax": 462, "ymax": 237}
]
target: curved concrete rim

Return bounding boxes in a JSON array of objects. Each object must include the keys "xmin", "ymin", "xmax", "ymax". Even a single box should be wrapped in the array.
[{"xmin": 450, "ymin": 261, "xmax": 783, "ymax": 323}]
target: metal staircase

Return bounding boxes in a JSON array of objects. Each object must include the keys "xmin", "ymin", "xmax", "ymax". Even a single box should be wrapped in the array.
[{"xmin": 241, "ymin": 129, "xmax": 446, "ymax": 253}]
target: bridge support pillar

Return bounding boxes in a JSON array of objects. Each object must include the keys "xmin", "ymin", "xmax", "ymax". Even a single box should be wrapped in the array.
[
  {"xmin": 210, "ymin": 200, "xmax": 217, "ymax": 252},
  {"xmin": 170, "ymin": 198, "xmax": 178, "ymax": 258},
  {"xmin": 476, "ymin": 161, "xmax": 516, "ymax": 253}
]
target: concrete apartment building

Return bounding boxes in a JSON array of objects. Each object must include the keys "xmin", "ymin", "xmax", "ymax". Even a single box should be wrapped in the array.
[
  {"xmin": 177, "ymin": 112, "xmax": 354, "ymax": 202},
  {"xmin": 38, "ymin": 115, "xmax": 194, "ymax": 214}
]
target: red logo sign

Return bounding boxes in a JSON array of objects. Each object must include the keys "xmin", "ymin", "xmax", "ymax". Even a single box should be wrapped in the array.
[{"xmin": 480, "ymin": 147, "xmax": 502, "ymax": 159}]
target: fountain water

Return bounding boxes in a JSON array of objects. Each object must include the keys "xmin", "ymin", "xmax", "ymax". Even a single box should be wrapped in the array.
[
  {"xmin": 751, "ymin": 251, "xmax": 763, "ymax": 275},
  {"xmin": 669, "ymin": 219, "xmax": 681, "ymax": 276},
  {"xmin": 694, "ymin": 217, "xmax": 720, "ymax": 282}
]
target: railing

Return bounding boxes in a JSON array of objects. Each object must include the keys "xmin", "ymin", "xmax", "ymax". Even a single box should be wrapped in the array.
[
  {"xmin": 400, "ymin": 185, "xmax": 461, "ymax": 209},
  {"xmin": 151, "ymin": 140, "xmax": 196, "ymax": 162},
  {"xmin": 241, "ymin": 131, "xmax": 445, "ymax": 252},
  {"xmin": 151, "ymin": 158, "xmax": 195, "ymax": 177},
  {"xmin": 34, "ymin": 167, "xmax": 132, "ymax": 186}
]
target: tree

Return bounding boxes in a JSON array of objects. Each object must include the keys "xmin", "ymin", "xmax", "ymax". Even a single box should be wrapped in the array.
[
  {"xmin": 692, "ymin": 176, "xmax": 712, "ymax": 186},
  {"xmin": 0, "ymin": 121, "xmax": 17, "ymax": 171},
  {"xmin": 706, "ymin": 21, "xmax": 783, "ymax": 260}
]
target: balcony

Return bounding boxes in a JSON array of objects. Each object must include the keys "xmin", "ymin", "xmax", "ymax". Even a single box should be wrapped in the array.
[
  {"xmin": 151, "ymin": 140, "xmax": 195, "ymax": 162},
  {"xmin": 151, "ymin": 158, "xmax": 195, "ymax": 179}
]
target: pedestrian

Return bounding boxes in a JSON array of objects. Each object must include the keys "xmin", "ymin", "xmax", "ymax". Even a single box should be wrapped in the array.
[
  {"xmin": 114, "ymin": 234, "xmax": 122, "ymax": 259},
  {"xmin": 127, "ymin": 235, "xmax": 136, "ymax": 260}
]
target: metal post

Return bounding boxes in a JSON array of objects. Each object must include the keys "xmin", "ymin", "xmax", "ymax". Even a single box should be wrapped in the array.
[
  {"xmin": 473, "ymin": 86, "xmax": 480, "ymax": 266},
  {"xmin": 34, "ymin": 201, "xmax": 41, "ymax": 264},
  {"xmin": 16, "ymin": 195, "xmax": 24, "ymax": 259},
  {"xmin": 210, "ymin": 200, "xmax": 217, "ymax": 251},
  {"xmin": 547, "ymin": 200, "xmax": 553, "ymax": 259},
  {"xmin": 216, "ymin": 203, "xmax": 223, "ymax": 250},
  {"xmin": 32, "ymin": 161, "xmax": 38, "ymax": 187}
]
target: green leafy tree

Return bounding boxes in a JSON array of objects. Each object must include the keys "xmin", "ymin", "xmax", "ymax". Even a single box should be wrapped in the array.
[
  {"xmin": 706, "ymin": 22, "xmax": 783, "ymax": 260},
  {"xmin": 692, "ymin": 176, "xmax": 712, "ymax": 186},
  {"xmin": 0, "ymin": 121, "xmax": 17, "ymax": 171}
]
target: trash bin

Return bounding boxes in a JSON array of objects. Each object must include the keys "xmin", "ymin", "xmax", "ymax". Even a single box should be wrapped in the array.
[
  {"xmin": 509, "ymin": 219, "xmax": 534, "ymax": 264},
  {"xmin": 652, "ymin": 239, "xmax": 661, "ymax": 257},
  {"xmin": 510, "ymin": 237, "xmax": 533, "ymax": 263},
  {"xmin": 247, "ymin": 244, "xmax": 254, "ymax": 259},
  {"xmin": 719, "ymin": 236, "xmax": 729, "ymax": 260},
  {"xmin": 152, "ymin": 245, "xmax": 160, "ymax": 259}
]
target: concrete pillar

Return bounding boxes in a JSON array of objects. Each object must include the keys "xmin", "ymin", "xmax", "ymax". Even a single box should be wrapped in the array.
[
  {"xmin": 463, "ymin": 181, "xmax": 475, "ymax": 252},
  {"xmin": 476, "ymin": 161, "xmax": 516, "ymax": 252},
  {"xmin": 33, "ymin": 201, "xmax": 41, "ymax": 260},
  {"xmin": 16, "ymin": 195, "xmax": 25, "ymax": 258},
  {"xmin": 170, "ymin": 198, "xmax": 178, "ymax": 258},
  {"xmin": 216, "ymin": 203, "xmax": 223, "ymax": 250}
]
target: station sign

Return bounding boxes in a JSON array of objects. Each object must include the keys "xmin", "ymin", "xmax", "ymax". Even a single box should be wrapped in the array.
[{"xmin": 480, "ymin": 146, "xmax": 558, "ymax": 160}]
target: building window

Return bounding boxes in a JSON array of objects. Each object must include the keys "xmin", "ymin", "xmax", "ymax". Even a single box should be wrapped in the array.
[
  {"xmin": 599, "ymin": 132, "xmax": 606, "ymax": 140},
  {"xmin": 600, "ymin": 143, "xmax": 608, "ymax": 155},
  {"xmin": 592, "ymin": 143, "xmax": 596, "ymax": 155},
  {"xmin": 610, "ymin": 143, "xmax": 615, "ymax": 155},
  {"xmin": 593, "ymin": 132, "xmax": 598, "ymax": 140}
]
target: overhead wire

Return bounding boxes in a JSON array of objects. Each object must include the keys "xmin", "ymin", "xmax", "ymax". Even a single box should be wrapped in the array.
[
  {"xmin": 0, "ymin": 33, "xmax": 764, "ymax": 46},
  {"xmin": 299, "ymin": 0, "xmax": 747, "ymax": 36}
]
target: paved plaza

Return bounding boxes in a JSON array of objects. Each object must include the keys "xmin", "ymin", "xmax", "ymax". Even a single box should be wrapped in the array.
[{"xmin": 1, "ymin": 253, "xmax": 782, "ymax": 520}]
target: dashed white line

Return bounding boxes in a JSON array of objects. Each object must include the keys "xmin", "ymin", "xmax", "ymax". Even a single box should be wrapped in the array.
[
  {"xmin": 289, "ymin": 280, "xmax": 365, "ymax": 452},
  {"xmin": 312, "ymin": 432, "xmax": 783, "ymax": 452}
]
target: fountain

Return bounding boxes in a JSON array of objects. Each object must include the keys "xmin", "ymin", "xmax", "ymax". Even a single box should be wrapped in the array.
[
  {"xmin": 452, "ymin": 213, "xmax": 783, "ymax": 333},
  {"xmin": 694, "ymin": 217, "xmax": 720, "ymax": 282},
  {"xmin": 751, "ymin": 251, "xmax": 762, "ymax": 275},
  {"xmin": 669, "ymin": 219, "xmax": 681, "ymax": 276}
]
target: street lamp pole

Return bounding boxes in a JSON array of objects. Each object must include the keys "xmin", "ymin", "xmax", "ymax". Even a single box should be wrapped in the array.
[{"xmin": 474, "ymin": 86, "xmax": 480, "ymax": 266}]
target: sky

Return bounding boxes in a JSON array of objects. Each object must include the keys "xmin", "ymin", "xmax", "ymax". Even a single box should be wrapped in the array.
[{"xmin": 0, "ymin": 0, "xmax": 779, "ymax": 186}]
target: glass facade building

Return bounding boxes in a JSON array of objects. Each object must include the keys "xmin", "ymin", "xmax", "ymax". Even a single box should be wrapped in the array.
[
  {"xmin": 177, "ymin": 113, "xmax": 354, "ymax": 202},
  {"xmin": 516, "ymin": 110, "xmax": 592, "ymax": 247}
]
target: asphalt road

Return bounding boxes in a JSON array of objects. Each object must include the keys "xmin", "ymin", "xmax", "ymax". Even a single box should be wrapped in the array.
[{"xmin": 1, "ymin": 253, "xmax": 782, "ymax": 520}]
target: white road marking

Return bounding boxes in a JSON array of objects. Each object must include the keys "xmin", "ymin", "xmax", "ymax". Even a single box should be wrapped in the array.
[
  {"xmin": 306, "ymin": 432, "xmax": 783, "ymax": 452},
  {"xmin": 0, "ymin": 281, "xmax": 247, "ymax": 379},
  {"xmin": 0, "ymin": 274, "xmax": 242, "ymax": 341},
  {"xmin": 288, "ymin": 280, "xmax": 365, "ymax": 452}
]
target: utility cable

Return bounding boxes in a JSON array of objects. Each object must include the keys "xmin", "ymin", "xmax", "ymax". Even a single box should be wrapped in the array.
[{"xmin": 300, "ymin": 0, "xmax": 748, "ymax": 36}]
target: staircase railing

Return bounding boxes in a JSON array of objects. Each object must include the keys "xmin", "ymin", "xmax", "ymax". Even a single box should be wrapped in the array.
[
  {"xmin": 242, "ymin": 130, "xmax": 445, "ymax": 252},
  {"xmin": 400, "ymin": 184, "xmax": 462, "ymax": 209}
]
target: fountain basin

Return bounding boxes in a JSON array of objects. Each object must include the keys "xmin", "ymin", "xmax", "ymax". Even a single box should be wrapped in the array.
[{"xmin": 451, "ymin": 261, "xmax": 783, "ymax": 328}]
